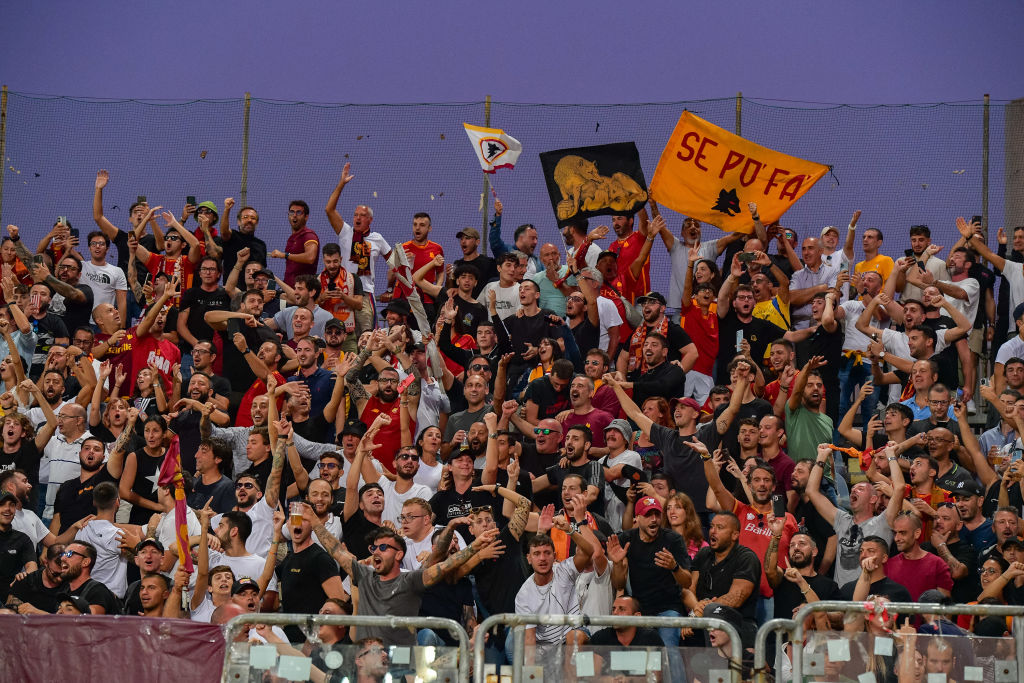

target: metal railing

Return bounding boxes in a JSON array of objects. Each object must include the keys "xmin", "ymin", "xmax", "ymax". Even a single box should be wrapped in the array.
[
  {"xmin": 473, "ymin": 613, "xmax": 744, "ymax": 683},
  {"xmin": 788, "ymin": 601, "xmax": 1024, "ymax": 683},
  {"xmin": 752, "ymin": 618, "xmax": 796, "ymax": 683},
  {"xmin": 220, "ymin": 613, "xmax": 470, "ymax": 683}
]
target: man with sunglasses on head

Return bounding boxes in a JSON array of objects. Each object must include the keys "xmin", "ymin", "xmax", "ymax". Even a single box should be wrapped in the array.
[{"xmin": 6, "ymin": 542, "xmax": 66, "ymax": 614}]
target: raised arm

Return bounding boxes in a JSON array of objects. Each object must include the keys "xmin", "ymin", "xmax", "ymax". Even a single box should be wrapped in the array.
[
  {"xmin": 603, "ymin": 374, "xmax": 654, "ymax": 435},
  {"xmin": 787, "ymin": 355, "xmax": 826, "ymax": 412},
  {"xmin": 628, "ymin": 215, "xmax": 660, "ymax": 280},
  {"xmin": 91, "ymin": 170, "xmax": 123, "ymax": 241},
  {"xmin": 806, "ymin": 445, "xmax": 839, "ymax": 525},
  {"xmin": 421, "ymin": 528, "xmax": 500, "ymax": 587},
  {"xmin": 842, "ymin": 211, "xmax": 860, "ymax": 261},
  {"xmin": 692, "ymin": 438, "xmax": 737, "ymax": 512},
  {"xmin": 304, "ymin": 502, "xmax": 357, "ymax": 576},
  {"xmin": 325, "ymin": 163, "xmax": 355, "ymax": 236},
  {"xmin": 717, "ymin": 253, "xmax": 743, "ymax": 319}
]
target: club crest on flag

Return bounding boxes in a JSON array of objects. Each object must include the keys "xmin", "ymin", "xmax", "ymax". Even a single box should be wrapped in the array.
[{"xmin": 463, "ymin": 123, "xmax": 522, "ymax": 173}]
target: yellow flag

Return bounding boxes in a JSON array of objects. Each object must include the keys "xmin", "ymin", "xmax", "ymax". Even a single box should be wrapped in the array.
[{"xmin": 650, "ymin": 112, "xmax": 828, "ymax": 233}]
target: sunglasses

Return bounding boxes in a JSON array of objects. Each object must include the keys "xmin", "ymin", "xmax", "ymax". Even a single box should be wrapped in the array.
[
  {"xmin": 165, "ymin": 235, "xmax": 182, "ymax": 242},
  {"xmin": 534, "ymin": 428, "xmax": 559, "ymax": 435},
  {"xmin": 368, "ymin": 543, "xmax": 400, "ymax": 553},
  {"xmin": 61, "ymin": 550, "xmax": 86, "ymax": 559},
  {"xmin": 235, "ymin": 482, "xmax": 256, "ymax": 490},
  {"xmin": 318, "ymin": 462, "xmax": 339, "ymax": 470},
  {"xmin": 469, "ymin": 365, "xmax": 490, "ymax": 372},
  {"xmin": 470, "ymin": 505, "xmax": 493, "ymax": 515},
  {"xmin": 396, "ymin": 453, "xmax": 420, "ymax": 462}
]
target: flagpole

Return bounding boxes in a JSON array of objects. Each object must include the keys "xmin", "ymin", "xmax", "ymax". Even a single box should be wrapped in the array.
[{"xmin": 480, "ymin": 95, "xmax": 492, "ymax": 252}]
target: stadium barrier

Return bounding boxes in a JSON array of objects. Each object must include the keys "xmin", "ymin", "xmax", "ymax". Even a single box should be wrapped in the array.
[
  {"xmin": 473, "ymin": 612, "xmax": 744, "ymax": 683},
  {"xmin": 220, "ymin": 613, "xmax": 469, "ymax": 682}
]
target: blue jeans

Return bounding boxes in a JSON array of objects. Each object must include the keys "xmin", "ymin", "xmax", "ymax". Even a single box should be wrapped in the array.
[
  {"xmin": 417, "ymin": 628, "xmax": 445, "ymax": 647},
  {"xmin": 756, "ymin": 596, "xmax": 774, "ymax": 627},
  {"xmin": 656, "ymin": 609, "xmax": 682, "ymax": 647},
  {"xmin": 837, "ymin": 358, "xmax": 879, "ymax": 441}
]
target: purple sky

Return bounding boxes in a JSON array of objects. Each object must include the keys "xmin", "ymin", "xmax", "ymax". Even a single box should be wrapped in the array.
[{"xmin": 2, "ymin": 2, "xmax": 1022, "ymax": 103}]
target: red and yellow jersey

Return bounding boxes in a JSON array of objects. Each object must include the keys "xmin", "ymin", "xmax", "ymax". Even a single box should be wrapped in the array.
[
  {"xmin": 395, "ymin": 240, "xmax": 443, "ymax": 303},
  {"xmin": 609, "ymin": 232, "xmax": 651, "ymax": 304}
]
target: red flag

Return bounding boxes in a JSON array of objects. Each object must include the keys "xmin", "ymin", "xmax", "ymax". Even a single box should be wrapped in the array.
[{"xmin": 158, "ymin": 436, "xmax": 193, "ymax": 573}]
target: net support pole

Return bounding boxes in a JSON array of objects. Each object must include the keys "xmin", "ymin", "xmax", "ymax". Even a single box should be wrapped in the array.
[
  {"xmin": 0, "ymin": 85, "xmax": 7, "ymax": 225},
  {"xmin": 736, "ymin": 91, "xmax": 742, "ymax": 136},
  {"xmin": 240, "ymin": 92, "xmax": 252, "ymax": 208},
  {"xmin": 982, "ymin": 93, "xmax": 990, "ymax": 239},
  {"xmin": 480, "ymin": 95, "xmax": 492, "ymax": 252}
]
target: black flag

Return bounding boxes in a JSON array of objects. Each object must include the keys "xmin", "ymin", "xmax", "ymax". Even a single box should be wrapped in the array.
[{"xmin": 539, "ymin": 142, "xmax": 648, "ymax": 227}]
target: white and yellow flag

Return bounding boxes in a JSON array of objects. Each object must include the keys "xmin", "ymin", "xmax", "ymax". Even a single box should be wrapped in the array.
[{"xmin": 463, "ymin": 123, "xmax": 522, "ymax": 173}]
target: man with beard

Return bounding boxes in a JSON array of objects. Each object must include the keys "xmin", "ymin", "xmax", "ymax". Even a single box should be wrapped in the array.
[
  {"xmin": 205, "ymin": 288, "xmax": 283, "ymax": 405},
  {"xmin": 430, "ymin": 434, "xmax": 497, "ymax": 530},
  {"xmin": 776, "ymin": 356, "xmax": 832, "ymax": 462},
  {"xmin": 683, "ymin": 511, "xmax": 760, "ymax": 645},
  {"xmin": 185, "ymin": 339, "xmax": 231, "ymax": 411},
  {"xmin": 6, "ymin": 543, "xmax": 66, "ymax": 614},
  {"xmin": 442, "ymin": 373, "xmax": 491, "ymax": 460},
  {"xmin": 283, "ymin": 478, "xmax": 343, "ymax": 553},
  {"xmin": 34, "ymin": 253, "xmax": 94, "ymax": 339},
  {"xmin": 135, "ymin": 211, "xmax": 202, "ymax": 290},
  {"xmin": 954, "ymin": 481, "xmax": 996, "ymax": 553},
  {"xmin": 920, "ymin": 502, "xmax": 980, "ymax": 604},
  {"xmin": 564, "ymin": 281, "xmax": 601, "ymax": 357},
  {"xmin": 270, "ymin": 275, "xmax": 335, "ymax": 338},
  {"xmin": 169, "ymin": 375, "xmax": 230, "ymax": 471},
  {"xmin": 387, "ymin": 213, "xmax": 444, "ymax": 316},
  {"xmin": 488, "ymin": 198, "xmax": 540, "ymax": 275},
  {"xmin": 3, "ymin": 469, "xmax": 77, "ymax": 547},
  {"xmin": 582, "ymin": 350, "xmax": 619, "ymax": 417},
  {"xmin": 58, "ymin": 540, "xmax": 120, "ymax": 614},
  {"xmin": 785, "ymin": 461, "xmax": 837, "ymax": 575},
  {"xmin": 764, "ymin": 522, "xmax": 840, "ymax": 621},
  {"xmin": 806, "ymin": 443, "xmax": 903, "ymax": 586},
  {"xmin": 622, "ymin": 332, "xmax": 686, "ymax": 406},
  {"xmin": 308, "ymin": 502, "xmax": 499, "ymax": 646},
  {"xmin": 340, "ymin": 416, "xmax": 390, "ymax": 560},
  {"xmin": 23, "ymin": 281, "xmax": 69, "ymax": 380},
  {"xmin": 269, "ymin": 200, "xmax": 319, "ymax": 286},
  {"xmin": 362, "ymin": 445, "xmax": 432, "ymax": 527},
  {"xmin": 698, "ymin": 438, "xmax": 797, "ymax": 625},
  {"xmin": 617, "ymin": 291, "xmax": 697, "ymax": 377},
  {"xmin": 51, "ymin": 437, "xmax": 123, "ymax": 536},
  {"xmin": 344, "ymin": 346, "xmax": 417, "ymax": 471},
  {"xmin": 260, "ymin": 502, "xmax": 346, "ymax": 643},
  {"xmin": 207, "ymin": 510, "xmax": 278, "ymax": 605},
  {"xmin": 130, "ymin": 276, "xmax": 183, "ymax": 393},
  {"xmin": 558, "ymin": 376, "xmax": 613, "ymax": 449},
  {"xmin": 607, "ymin": 495, "xmax": 691, "ymax": 646},
  {"xmin": 519, "ymin": 358, "xmax": 574, "ymax": 426},
  {"xmin": 453, "ymin": 227, "xmax": 495, "ymax": 299},
  {"xmin": 502, "ymin": 279, "xmax": 558, "ymax": 384},
  {"xmin": 528, "ymin": 243, "xmax": 572, "ymax": 317},
  {"xmin": 0, "ymin": 490, "xmax": 35, "ymax": 604},
  {"xmin": 188, "ymin": 439, "xmax": 235, "ymax": 514},
  {"xmin": 531, "ymin": 425, "xmax": 603, "ymax": 514},
  {"xmin": 608, "ymin": 211, "xmax": 658, "ymax": 304},
  {"xmin": 318, "ymin": 243, "xmax": 363, "ymax": 349},
  {"xmin": 217, "ymin": 198, "xmax": 267, "ymax": 280}
]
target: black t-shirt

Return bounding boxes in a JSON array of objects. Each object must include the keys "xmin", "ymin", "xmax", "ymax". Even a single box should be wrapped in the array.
[
  {"xmin": 29, "ymin": 312, "xmax": 70, "ymax": 379},
  {"xmin": 242, "ymin": 457, "xmax": 294, "ymax": 509},
  {"xmin": 518, "ymin": 442, "xmax": 561, "ymax": 479},
  {"xmin": 983, "ymin": 479, "xmax": 1023, "ymax": 518},
  {"xmin": 430, "ymin": 480, "xmax": 495, "ymax": 529},
  {"xmin": 588, "ymin": 626, "xmax": 664, "ymax": 647},
  {"xmin": 65, "ymin": 577, "xmax": 121, "ymax": 615},
  {"xmin": 922, "ymin": 539, "xmax": 980, "ymax": 604},
  {"xmin": 189, "ymin": 474, "xmax": 236, "ymax": 514},
  {"xmin": 0, "ymin": 527, "xmax": 35, "ymax": 602},
  {"xmin": 708, "ymin": 398, "xmax": 774, "ymax": 458},
  {"xmin": 638, "ymin": 323, "xmax": 692, "ymax": 364},
  {"xmin": 168, "ymin": 411, "xmax": 204, "ymax": 473},
  {"xmin": 838, "ymin": 576, "xmax": 912, "ymax": 602},
  {"xmin": 650, "ymin": 423, "xmax": 710, "ymax": 514},
  {"xmin": 773, "ymin": 572, "xmax": 840, "ymax": 620},
  {"xmin": 419, "ymin": 577, "xmax": 474, "ymax": 645},
  {"xmin": 222, "ymin": 318, "xmax": 279, "ymax": 389},
  {"xmin": 522, "ymin": 376, "xmax": 571, "ymax": 420},
  {"xmin": 291, "ymin": 414, "xmax": 334, "ymax": 444},
  {"xmin": 217, "ymin": 232, "xmax": 268, "ymax": 284},
  {"xmin": 790, "ymin": 500, "xmax": 836, "ymax": 571},
  {"xmin": 89, "ymin": 424, "xmax": 145, "ymax": 456},
  {"xmin": 798, "ymin": 322, "xmax": 844, "ymax": 388},
  {"xmin": 53, "ymin": 468, "xmax": 117, "ymax": 533},
  {"xmin": 435, "ymin": 291, "xmax": 489, "ymax": 338},
  {"xmin": 629, "ymin": 361, "xmax": 687, "ymax": 407},
  {"xmin": 569, "ymin": 318, "xmax": 600, "ymax": 357},
  {"xmin": 8, "ymin": 569, "xmax": 65, "ymax": 613},
  {"xmin": 276, "ymin": 544, "xmax": 340, "ymax": 642},
  {"xmin": 716, "ymin": 310, "xmax": 786, "ymax": 384},
  {"xmin": 51, "ymin": 284, "xmax": 94, "ymax": 340},
  {"xmin": 472, "ymin": 525, "xmax": 529, "ymax": 616},
  {"xmin": 505, "ymin": 309, "xmax": 558, "ymax": 361},
  {"xmin": 691, "ymin": 543, "xmax": 761, "ymax": 622},
  {"xmin": 615, "ymin": 527, "xmax": 691, "ymax": 615},
  {"xmin": 341, "ymin": 510, "xmax": 381, "ymax": 561},
  {"xmin": 0, "ymin": 442, "xmax": 43, "ymax": 509},
  {"xmin": 179, "ymin": 285, "xmax": 232, "ymax": 353},
  {"xmin": 126, "ymin": 450, "xmax": 165, "ymax": 525},
  {"xmin": 454, "ymin": 255, "xmax": 496, "ymax": 296}
]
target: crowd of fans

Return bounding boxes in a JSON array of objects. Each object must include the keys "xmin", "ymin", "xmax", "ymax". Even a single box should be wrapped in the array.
[{"xmin": 1, "ymin": 163, "xmax": 1023, "ymax": 681}]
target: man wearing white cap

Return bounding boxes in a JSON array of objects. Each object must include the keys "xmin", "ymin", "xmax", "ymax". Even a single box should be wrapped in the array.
[{"xmin": 818, "ymin": 211, "xmax": 859, "ymax": 272}]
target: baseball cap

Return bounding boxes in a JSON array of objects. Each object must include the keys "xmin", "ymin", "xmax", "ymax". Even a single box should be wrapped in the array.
[
  {"xmin": 340, "ymin": 420, "xmax": 368, "ymax": 438},
  {"xmin": 1014, "ymin": 302, "xmax": 1024, "ymax": 322},
  {"xmin": 381, "ymin": 299, "xmax": 411, "ymax": 318},
  {"xmin": 456, "ymin": 227, "xmax": 480, "ymax": 240},
  {"xmin": 195, "ymin": 201, "xmax": 219, "ymax": 219},
  {"xmin": 231, "ymin": 578, "xmax": 260, "ymax": 595},
  {"xmin": 635, "ymin": 496, "xmax": 662, "ymax": 516},
  {"xmin": 635, "ymin": 292, "xmax": 667, "ymax": 306},
  {"xmin": 952, "ymin": 480, "xmax": 984, "ymax": 497},
  {"xmin": 820, "ymin": 225, "xmax": 840, "ymax": 239},
  {"xmin": 61, "ymin": 595, "xmax": 93, "ymax": 615},
  {"xmin": 671, "ymin": 397, "xmax": 702, "ymax": 413},
  {"xmin": 253, "ymin": 268, "xmax": 274, "ymax": 279},
  {"xmin": 324, "ymin": 318, "xmax": 344, "ymax": 332},
  {"xmin": 1002, "ymin": 538, "xmax": 1024, "ymax": 552},
  {"xmin": 918, "ymin": 589, "xmax": 948, "ymax": 605},
  {"xmin": 604, "ymin": 419, "xmax": 633, "ymax": 443},
  {"xmin": 0, "ymin": 490, "xmax": 18, "ymax": 506},
  {"xmin": 135, "ymin": 537, "xmax": 165, "ymax": 554},
  {"xmin": 705, "ymin": 602, "xmax": 744, "ymax": 632}
]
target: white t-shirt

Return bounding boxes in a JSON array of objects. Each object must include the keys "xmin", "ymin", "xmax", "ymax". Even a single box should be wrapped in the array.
[
  {"xmin": 669, "ymin": 239, "xmax": 718, "ymax": 310},
  {"xmin": 399, "ymin": 528, "xmax": 466, "ymax": 571},
  {"xmin": 569, "ymin": 243, "xmax": 601, "ymax": 270},
  {"xmin": 380, "ymin": 478, "xmax": 433, "ymax": 527},
  {"xmin": 514, "ymin": 558, "xmax": 581, "ymax": 643},
  {"xmin": 603, "ymin": 449, "xmax": 642, "ymax": 532},
  {"xmin": 337, "ymin": 221, "xmax": 391, "ymax": 294},
  {"xmin": 75, "ymin": 519, "xmax": 128, "ymax": 598},
  {"xmin": 81, "ymin": 261, "xmax": 128, "ymax": 316},
  {"xmin": 414, "ymin": 459, "xmax": 443, "ymax": 493},
  {"xmin": 190, "ymin": 592, "xmax": 216, "ymax": 622},
  {"xmin": 996, "ymin": 335, "xmax": 1024, "ymax": 366},
  {"xmin": 212, "ymin": 497, "xmax": 275, "ymax": 557},
  {"xmin": 822, "ymin": 249, "xmax": 851, "ymax": 273},
  {"xmin": 939, "ymin": 277, "xmax": 980, "ymax": 326},
  {"xmin": 273, "ymin": 305, "xmax": 336, "ymax": 339},
  {"xmin": 575, "ymin": 562, "xmax": 613, "ymax": 618},
  {"xmin": 40, "ymin": 430, "xmax": 92, "ymax": 520},
  {"xmin": 1003, "ymin": 261, "xmax": 1024, "ymax": 315},
  {"xmin": 155, "ymin": 507, "xmax": 203, "ymax": 576},
  {"xmin": 13, "ymin": 508, "xmax": 50, "ymax": 546},
  {"xmin": 839, "ymin": 300, "xmax": 879, "ymax": 359},
  {"xmin": 902, "ymin": 255, "xmax": 950, "ymax": 301},
  {"xmin": 596, "ymin": 296, "xmax": 623, "ymax": 350},
  {"xmin": 477, "ymin": 281, "xmax": 521, "ymax": 320},
  {"xmin": 208, "ymin": 548, "xmax": 277, "ymax": 592}
]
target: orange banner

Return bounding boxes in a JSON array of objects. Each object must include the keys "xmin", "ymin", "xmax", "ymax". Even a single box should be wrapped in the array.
[{"xmin": 650, "ymin": 111, "xmax": 828, "ymax": 233}]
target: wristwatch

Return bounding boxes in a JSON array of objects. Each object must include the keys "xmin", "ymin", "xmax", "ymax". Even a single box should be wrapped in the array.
[
  {"xmin": 878, "ymin": 351, "xmax": 886, "ymax": 360},
  {"xmin": 569, "ymin": 519, "xmax": 589, "ymax": 534}
]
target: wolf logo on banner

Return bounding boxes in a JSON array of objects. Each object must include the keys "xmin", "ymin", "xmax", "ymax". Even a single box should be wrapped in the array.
[
  {"xmin": 650, "ymin": 112, "xmax": 828, "ymax": 233},
  {"xmin": 540, "ymin": 142, "xmax": 648, "ymax": 226}
]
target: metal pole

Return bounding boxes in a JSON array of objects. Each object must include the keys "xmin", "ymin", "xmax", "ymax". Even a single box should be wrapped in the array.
[
  {"xmin": 753, "ymin": 618, "xmax": 795, "ymax": 683},
  {"xmin": 240, "ymin": 92, "xmax": 252, "ymax": 207},
  {"xmin": 0, "ymin": 85, "xmax": 8, "ymax": 226},
  {"xmin": 480, "ymin": 94, "xmax": 492, "ymax": 252},
  {"xmin": 736, "ymin": 91, "xmax": 742, "ymax": 136},
  {"xmin": 1014, "ymin": 616, "xmax": 1024, "ymax": 683},
  {"xmin": 511, "ymin": 624, "xmax": 524, "ymax": 682},
  {"xmin": 983, "ymin": 93, "xmax": 990, "ymax": 239}
]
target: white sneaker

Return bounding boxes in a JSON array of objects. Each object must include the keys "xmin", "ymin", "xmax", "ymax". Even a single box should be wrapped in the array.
[{"xmin": 967, "ymin": 399, "xmax": 977, "ymax": 415}]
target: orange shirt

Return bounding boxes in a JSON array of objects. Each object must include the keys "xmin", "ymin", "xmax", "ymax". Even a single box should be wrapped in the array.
[{"xmin": 610, "ymin": 232, "xmax": 651, "ymax": 304}]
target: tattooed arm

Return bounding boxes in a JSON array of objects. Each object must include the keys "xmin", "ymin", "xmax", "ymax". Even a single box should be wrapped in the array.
[
  {"xmin": 344, "ymin": 346, "xmax": 373, "ymax": 413},
  {"xmin": 263, "ymin": 434, "xmax": 288, "ymax": 510},
  {"xmin": 303, "ymin": 503, "xmax": 356, "ymax": 576},
  {"xmin": 422, "ymin": 528, "xmax": 500, "ymax": 587}
]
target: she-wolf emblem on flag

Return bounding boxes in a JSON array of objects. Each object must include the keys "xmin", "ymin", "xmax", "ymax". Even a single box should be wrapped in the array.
[{"xmin": 463, "ymin": 123, "xmax": 523, "ymax": 173}]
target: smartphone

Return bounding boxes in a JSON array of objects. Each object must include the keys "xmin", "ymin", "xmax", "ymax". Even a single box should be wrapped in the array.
[
  {"xmin": 904, "ymin": 248, "xmax": 915, "ymax": 258},
  {"xmin": 267, "ymin": 279, "xmax": 277, "ymax": 291},
  {"xmin": 140, "ymin": 270, "xmax": 151, "ymax": 288},
  {"xmin": 32, "ymin": 254, "xmax": 44, "ymax": 266},
  {"xmin": 955, "ymin": 388, "xmax": 964, "ymax": 410},
  {"xmin": 737, "ymin": 251, "xmax": 756, "ymax": 263},
  {"xmin": 69, "ymin": 227, "xmax": 79, "ymax": 239},
  {"xmin": 186, "ymin": 196, "xmax": 196, "ymax": 207},
  {"xmin": 137, "ymin": 195, "xmax": 147, "ymax": 205},
  {"xmin": 772, "ymin": 494, "xmax": 787, "ymax": 518},
  {"xmin": 971, "ymin": 215, "xmax": 983, "ymax": 227},
  {"xmin": 981, "ymin": 377, "xmax": 990, "ymax": 387}
]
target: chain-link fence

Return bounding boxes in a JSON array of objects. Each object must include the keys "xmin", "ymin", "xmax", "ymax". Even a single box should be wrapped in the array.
[{"xmin": 0, "ymin": 89, "xmax": 1016, "ymax": 297}]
